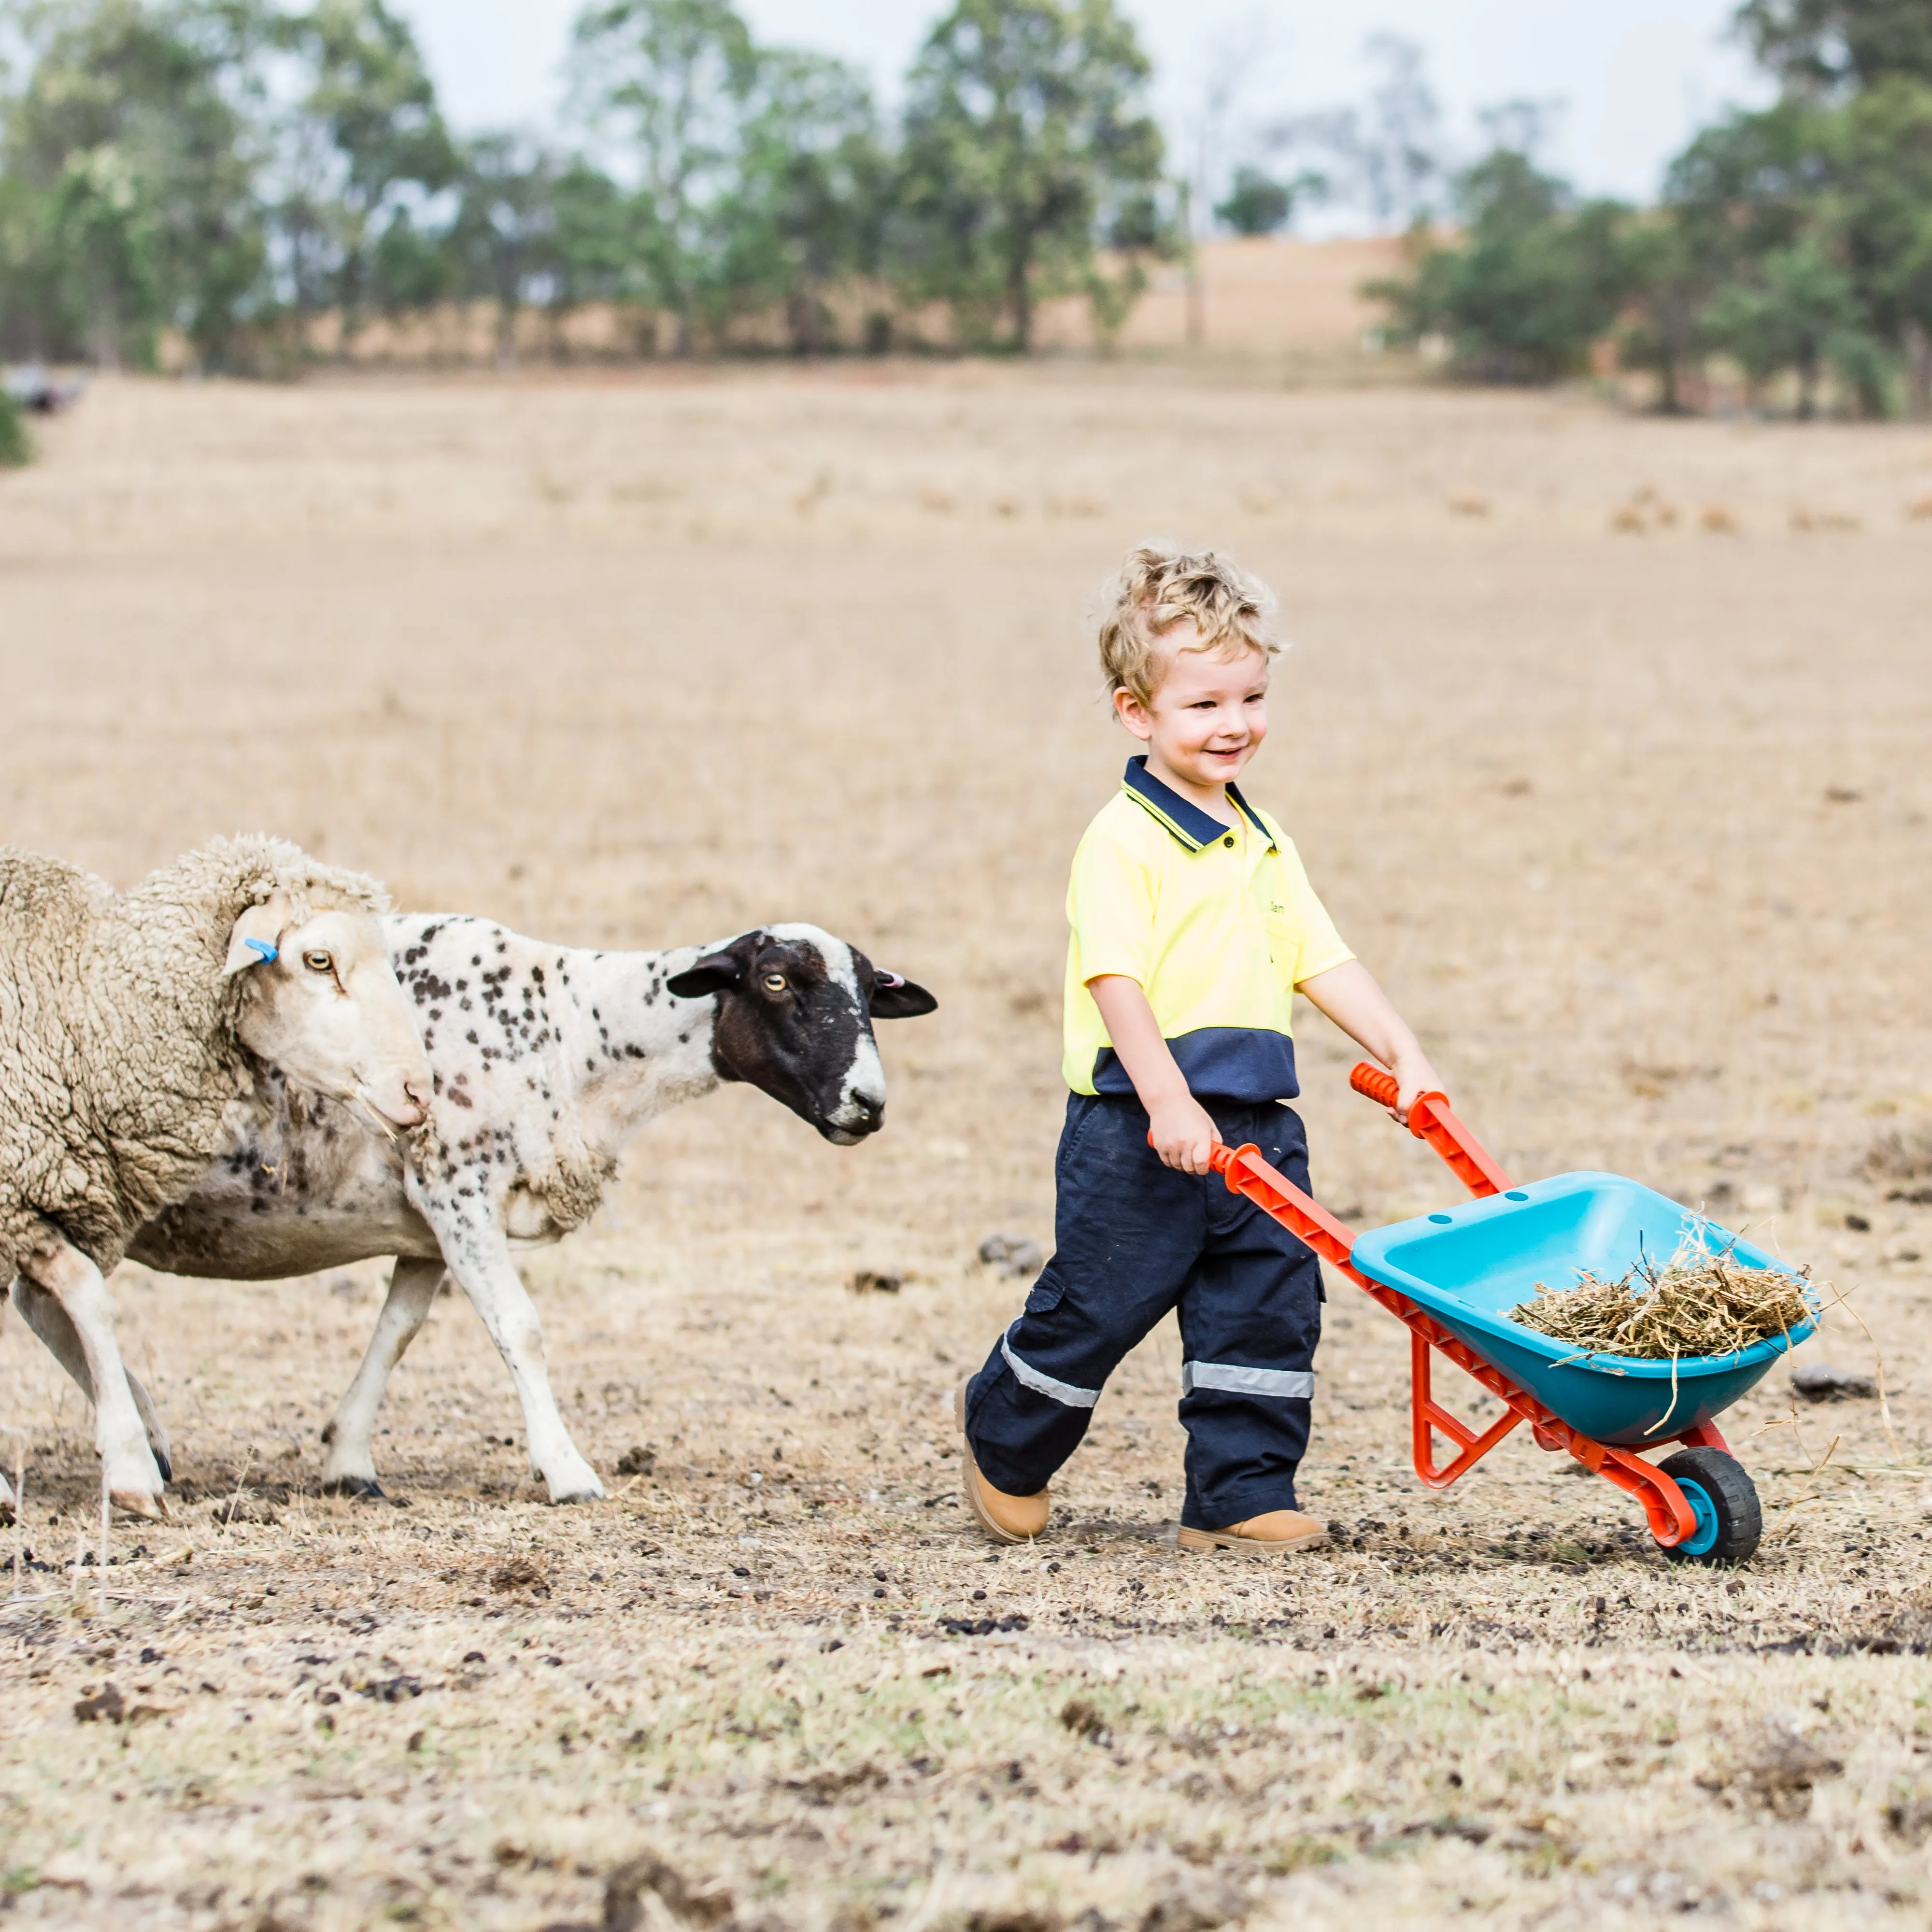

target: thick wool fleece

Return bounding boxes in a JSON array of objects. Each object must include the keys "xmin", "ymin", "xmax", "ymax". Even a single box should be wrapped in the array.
[{"xmin": 0, "ymin": 835, "xmax": 388, "ymax": 1279}]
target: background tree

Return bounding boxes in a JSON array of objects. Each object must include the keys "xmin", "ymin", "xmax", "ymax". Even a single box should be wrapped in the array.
[
  {"xmin": 0, "ymin": 383, "xmax": 26, "ymax": 463},
  {"xmin": 893, "ymin": 0, "xmax": 1165, "ymax": 352},
  {"xmin": 1371, "ymin": 142, "xmax": 1632, "ymax": 383},
  {"xmin": 448, "ymin": 130, "xmax": 559, "ymax": 364},
  {"xmin": 1636, "ymin": 93, "xmax": 1897, "ymax": 416},
  {"xmin": 569, "ymin": 0, "xmax": 757, "ymax": 353},
  {"xmin": 1697, "ymin": 232, "xmax": 1879, "ymax": 413},
  {"xmin": 364, "ymin": 199, "xmax": 453, "ymax": 321},
  {"xmin": 713, "ymin": 47, "xmax": 883, "ymax": 353},
  {"xmin": 543, "ymin": 156, "xmax": 638, "ymax": 345},
  {"xmin": 1736, "ymin": 0, "xmax": 1932, "ymax": 91},
  {"xmin": 1832, "ymin": 75, "xmax": 1932, "ymax": 411},
  {"xmin": 0, "ymin": 161, "xmax": 48, "ymax": 356},
  {"xmin": 2, "ymin": 0, "xmax": 266, "ymax": 369},
  {"xmin": 263, "ymin": 0, "xmax": 456, "ymax": 348},
  {"xmin": 1614, "ymin": 214, "xmax": 1712, "ymax": 414},
  {"xmin": 1617, "ymin": 99, "xmax": 1826, "ymax": 412},
  {"xmin": 1711, "ymin": 2, "xmax": 1932, "ymax": 412},
  {"xmin": 1213, "ymin": 164, "xmax": 1322, "ymax": 237}
]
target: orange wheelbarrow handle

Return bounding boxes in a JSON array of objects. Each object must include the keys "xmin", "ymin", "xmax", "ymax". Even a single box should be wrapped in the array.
[{"xmin": 1349, "ymin": 1062, "xmax": 1512, "ymax": 1199}]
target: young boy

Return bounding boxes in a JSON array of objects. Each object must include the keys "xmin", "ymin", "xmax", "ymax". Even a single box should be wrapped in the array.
[{"xmin": 958, "ymin": 544, "xmax": 1441, "ymax": 1553}]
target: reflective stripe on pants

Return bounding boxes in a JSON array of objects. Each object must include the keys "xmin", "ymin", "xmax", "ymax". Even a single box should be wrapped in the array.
[
  {"xmin": 1181, "ymin": 1361, "xmax": 1315, "ymax": 1400},
  {"xmin": 1001, "ymin": 1327, "xmax": 1099, "ymax": 1409}
]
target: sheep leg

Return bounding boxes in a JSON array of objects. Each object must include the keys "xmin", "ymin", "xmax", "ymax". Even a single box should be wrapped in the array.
[
  {"xmin": 23, "ymin": 1240, "xmax": 167, "ymax": 1518},
  {"xmin": 9, "ymin": 1278, "xmax": 173, "ymax": 1481},
  {"xmin": 430, "ymin": 1218, "xmax": 606, "ymax": 1505},
  {"xmin": 0, "ymin": 1291, "xmax": 10, "ymax": 1515},
  {"xmin": 319, "ymin": 1256, "xmax": 446, "ymax": 1498}
]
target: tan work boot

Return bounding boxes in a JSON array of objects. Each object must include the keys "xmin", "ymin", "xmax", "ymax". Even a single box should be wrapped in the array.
[
  {"xmin": 1178, "ymin": 1510, "xmax": 1327, "ymax": 1554},
  {"xmin": 955, "ymin": 1380, "xmax": 1050, "ymax": 1544}
]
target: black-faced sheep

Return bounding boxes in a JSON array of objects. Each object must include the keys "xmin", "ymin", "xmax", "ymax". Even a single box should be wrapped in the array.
[
  {"xmin": 112, "ymin": 917, "xmax": 935, "ymax": 1503},
  {"xmin": 0, "ymin": 836, "xmax": 432, "ymax": 1517}
]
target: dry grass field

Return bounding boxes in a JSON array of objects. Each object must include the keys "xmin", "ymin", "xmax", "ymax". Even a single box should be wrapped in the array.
[{"xmin": 0, "ymin": 363, "xmax": 1931, "ymax": 1930}]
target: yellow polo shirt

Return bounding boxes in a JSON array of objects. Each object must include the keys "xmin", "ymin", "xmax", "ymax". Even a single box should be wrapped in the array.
[{"xmin": 1062, "ymin": 757, "xmax": 1354, "ymax": 1102}]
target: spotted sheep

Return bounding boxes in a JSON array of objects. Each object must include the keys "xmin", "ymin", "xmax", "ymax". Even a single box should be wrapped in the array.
[{"xmin": 94, "ymin": 916, "xmax": 938, "ymax": 1504}]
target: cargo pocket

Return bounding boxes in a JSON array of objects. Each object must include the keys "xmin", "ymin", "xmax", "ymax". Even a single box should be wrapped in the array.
[{"xmin": 1022, "ymin": 1269, "xmax": 1067, "ymax": 1317}]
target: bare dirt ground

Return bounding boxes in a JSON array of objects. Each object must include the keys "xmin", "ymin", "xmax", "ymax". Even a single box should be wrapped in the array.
[{"xmin": 0, "ymin": 364, "xmax": 1930, "ymax": 1930}]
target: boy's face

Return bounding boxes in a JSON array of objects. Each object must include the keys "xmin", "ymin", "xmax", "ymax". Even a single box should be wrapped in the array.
[{"xmin": 1114, "ymin": 631, "xmax": 1269, "ymax": 794}]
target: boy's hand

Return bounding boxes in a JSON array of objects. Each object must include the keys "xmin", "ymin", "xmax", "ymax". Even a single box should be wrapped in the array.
[
  {"xmin": 1085, "ymin": 976, "xmax": 1222, "ymax": 1172},
  {"xmin": 1392, "ymin": 1053, "xmax": 1443, "ymax": 1127},
  {"xmin": 1148, "ymin": 1093, "xmax": 1220, "ymax": 1174}
]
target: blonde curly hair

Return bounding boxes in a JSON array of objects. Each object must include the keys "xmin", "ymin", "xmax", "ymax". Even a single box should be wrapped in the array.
[{"xmin": 1095, "ymin": 542, "xmax": 1281, "ymax": 708}]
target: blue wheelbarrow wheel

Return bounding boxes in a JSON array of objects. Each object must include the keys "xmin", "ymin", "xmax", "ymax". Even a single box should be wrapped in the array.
[{"xmin": 1657, "ymin": 1447, "xmax": 1762, "ymax": 1565}]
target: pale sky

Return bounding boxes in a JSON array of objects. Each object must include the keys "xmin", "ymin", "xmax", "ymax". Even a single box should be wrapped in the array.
[{"xmin": 393, "ymin": 0, "xmax": 1773, "ymax": 215}]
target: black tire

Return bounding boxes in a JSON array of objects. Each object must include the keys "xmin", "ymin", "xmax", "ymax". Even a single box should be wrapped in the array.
[{"xmin": 1658, "ymin": 1447, "xmax": 1761, "ymax": 1565}]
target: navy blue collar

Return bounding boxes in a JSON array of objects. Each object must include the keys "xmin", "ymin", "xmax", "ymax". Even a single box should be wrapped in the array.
[{"xmin": 1121, "ymin": 757, "xmax": 1275, "ymax": 852}]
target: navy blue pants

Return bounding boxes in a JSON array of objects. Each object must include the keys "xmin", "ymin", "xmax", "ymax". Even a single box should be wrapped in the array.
[{"xmin": 964, "ymin": 1094, "xmax": 1324, "ymax": 1532}]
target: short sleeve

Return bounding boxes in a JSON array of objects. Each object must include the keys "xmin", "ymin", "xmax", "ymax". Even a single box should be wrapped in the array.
[
  {"xmin": 1272, "ymin": 837, "xmax": 1354, "ymax": 990},
  {"xmin": 1066, "ymin": 824, "xmax": 1157, "ymax": 987}
]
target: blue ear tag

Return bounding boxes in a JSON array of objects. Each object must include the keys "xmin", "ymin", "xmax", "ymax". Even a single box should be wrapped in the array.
[{"xmin": 244, "ymin": 938, "xmax": 278, "ymax": 965}]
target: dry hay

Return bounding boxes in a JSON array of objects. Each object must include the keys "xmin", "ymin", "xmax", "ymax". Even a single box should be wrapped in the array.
[{"xmin": 1510, "ymin": 1233, "xmax": 1815, "ymax": 1360}]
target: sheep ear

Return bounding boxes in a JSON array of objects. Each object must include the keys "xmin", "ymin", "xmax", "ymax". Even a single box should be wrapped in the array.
[
  {"xmin": 869, "ymin": 970, "xmax": 938, "ymax": 1018},
  {"xmin": 667, "ymin": 953, "xmax": 742, "ymax": 999},
  {"xmin": 223, "ymin": 895, "xmax": 292, "ymax": 975}
]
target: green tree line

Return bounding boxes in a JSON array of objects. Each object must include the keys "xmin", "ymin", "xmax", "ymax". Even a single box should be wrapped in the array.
[
  {"xmin": 0, "ymin": 0, "xmax": 1176, "ymax": 369},
  {"xmin": 1374, "ymin": 0, "xmax": 1932, "ymax": 415},
  {"xmin": 14, "ymin": 0, "xmax": 1932, "ymax": 413}
]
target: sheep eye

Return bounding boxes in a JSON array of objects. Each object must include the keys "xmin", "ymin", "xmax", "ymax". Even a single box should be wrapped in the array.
[
  {"xmin": 762, "ymin": 972, "xmax": 787, "ymax": 994},
  {"xmin": 303, "ymin": 951, "xmax": 335, "ymax": 975}
]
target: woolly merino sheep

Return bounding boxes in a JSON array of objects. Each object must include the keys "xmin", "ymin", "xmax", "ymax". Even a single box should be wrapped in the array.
[{"xmin": 0, "ymin": 835, "xmax": 432, "ymax": 1517}]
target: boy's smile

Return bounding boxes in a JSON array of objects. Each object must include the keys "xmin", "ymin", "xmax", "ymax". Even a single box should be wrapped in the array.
[{"xmin": 1113, "ymin": 626, "xmax": 1269, "ymax": 821}]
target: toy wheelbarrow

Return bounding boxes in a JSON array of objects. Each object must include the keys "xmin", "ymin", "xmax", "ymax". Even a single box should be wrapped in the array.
[{"xmin": 1210, "ymin": 1066, "xmax": 1816, "ymax": 1565}]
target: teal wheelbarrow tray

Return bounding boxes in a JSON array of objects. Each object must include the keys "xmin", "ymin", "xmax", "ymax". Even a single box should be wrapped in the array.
[{"xmin": 1207, "ymin": 1067, "xmax": 1816, "ymax": 1565}]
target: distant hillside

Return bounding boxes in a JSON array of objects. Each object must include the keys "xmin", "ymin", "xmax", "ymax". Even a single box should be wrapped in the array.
[{"xmin": 1038, "ymin": 238, "xmax": 1409, "ymax": 357}]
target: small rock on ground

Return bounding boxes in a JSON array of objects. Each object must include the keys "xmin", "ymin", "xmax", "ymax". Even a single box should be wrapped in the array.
[
  {"xmin": 979, "ymin": 1232, "xmax": 1044, "ymax": 1279},
  {"xmin": 1791, "ymin": 1363, "xmax": 1879, "ymax": 1402}
]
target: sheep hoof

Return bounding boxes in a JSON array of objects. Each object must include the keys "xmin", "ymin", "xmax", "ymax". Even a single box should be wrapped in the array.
[
  {"xmin": 321, "ymin": 1475, "xmax": 384, "ymax": 1500},
  {"xmin": 548, "ymin": 1479, "xmax": 610, "ymax": 1506},
  {"xmin": 153, "ymin": 1449, "xmax": 172, "ymax": 1484},
  {"xmin": 110, "ymin": 1489, "xmax": 169, "ymax": 1521}
]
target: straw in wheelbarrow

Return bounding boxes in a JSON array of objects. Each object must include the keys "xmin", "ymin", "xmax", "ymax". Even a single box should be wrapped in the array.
[{"xmin": 1510, "ymin": 1230, "xmax": 1813, "ymax": 1360}]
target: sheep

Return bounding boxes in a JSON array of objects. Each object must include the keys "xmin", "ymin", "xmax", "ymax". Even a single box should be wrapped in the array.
[
  {"xmin": 0, "ymin": 836, "xmax": 432, "ymax": 1518},
  {"xmin": 81, "ymin": 916, "xmax": 937, "ymax": 1503}
]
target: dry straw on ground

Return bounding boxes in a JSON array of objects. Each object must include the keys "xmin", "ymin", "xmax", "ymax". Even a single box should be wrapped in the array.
[
  {"xmin": 1512, "ymin": 1236, "xmax": 1817, "ymax": 1360},
  {"xmin": 0, "ymin": 368, "xmax": 1929, "ymax": 1928}
]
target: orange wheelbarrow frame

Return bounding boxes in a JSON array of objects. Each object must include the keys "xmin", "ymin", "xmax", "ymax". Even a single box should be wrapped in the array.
[{"xmin": 1209, "ymin": 1065, "xmax": 1724, "ymax": 1550}]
